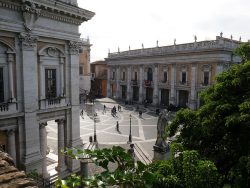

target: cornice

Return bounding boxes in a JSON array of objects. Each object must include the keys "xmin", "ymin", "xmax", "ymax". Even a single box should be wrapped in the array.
[{"xmin": 0, "ymin": 0, "xmax": 95, "ymax": 25}]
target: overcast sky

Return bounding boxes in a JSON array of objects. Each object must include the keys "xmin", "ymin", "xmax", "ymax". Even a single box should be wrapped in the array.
[{"xmin": 78, "ymin": 0, "xmax": 250, "ymax": 62}]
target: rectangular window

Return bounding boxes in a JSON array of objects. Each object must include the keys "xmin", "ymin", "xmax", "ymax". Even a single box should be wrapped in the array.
[
  {"xmin": 204, "ymin": 71, "xmax": 209, "ymax": 85},
  {"xmin": 122, "ymin": 72, "xmax": 125, "ymax": 80},
  {"xmin": 181, "ymin": 72, "xmax": 186, "ymax": 83},
  {"xmin": 0, "ymin": 68, "xmax": 4, "ymax": 102},
  {"xmin": 163, "ymin": 71, "xmax": 167, "ymax": 82},
  {"xmin": 45, "ymin": 69, "xmax": 57, "ymax": 99},
  {"xmin": 79, "ymin": 66, "xmax": 83, "ymax": 75},
  {"xmin": 112, "ymin": 72, "xmax": 115, "ymax": 80},
  {"xmin": 135, "ymin": 72, "xmax": 137, "ymax": 81}
]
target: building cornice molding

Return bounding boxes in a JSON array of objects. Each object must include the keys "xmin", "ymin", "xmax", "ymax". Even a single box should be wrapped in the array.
[{"xmin": 0, "ymin": 0, "xmax": 95, "ymax": 25}]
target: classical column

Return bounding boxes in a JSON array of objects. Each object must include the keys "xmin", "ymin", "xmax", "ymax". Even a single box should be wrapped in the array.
[
  {"xmin": 116, "ymin": 66, "xmax": 120, "ymax": 99},
  {"xmin": 56, "ymin": 119, "xmax": 67, "ymax": 174},
  {"xmin": 153, "ymin": 64, "xmax": 159, "ymax": 105},
  {"xmin": 7, "ymin": 129, "xmax": 16, "ymax": 165},
  {"xmin": 139, "ymin": 65, "xmax": 144, "ymax": 103},
  {"xmin": 39, "ymin": 123, "xmax": 49, "ymax": 178},
  {"xmin": 7, "ymin": 53, "xmax": 15, "ymax": 101},
  {"xmin": 107, "ymin": 67, "xmax": 111, "ymax": 97},
  {"xmin": 126, "ymin": 66, "xmax": 131, "ymax": 101},
  {"xmin": 60, "ymin": 57, "xmax": 65, "ymax": 96},
  {"xmin": 169, "ymin": 64, "xmax": 176, "ymax": 105},
  {"xmin": 189, "ymin": 64, "xmax": 197, "ymax": 110},
  {"xmin": 39, "ymin": 59, "xmax": 45, "ymax": 100}
]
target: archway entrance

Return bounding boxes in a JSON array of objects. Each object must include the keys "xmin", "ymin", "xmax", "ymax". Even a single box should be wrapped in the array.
[
  {"xmin": 146, "ymin": 87, "xmax": 153, "ymax": 103},
  {"xmin": 178, "ymin": 90, "xmax": 189, "ymax": 107},
  {"xmin": 133, "ymin": 86, "xmax": 139, "ymax": 101},
  {"xmin": 121, "ymin": 86, "xmax": 127, "ymax": 100},
  {"xmin": 161, "ymin": 89, "xmax": 169, "ymax": 106}
]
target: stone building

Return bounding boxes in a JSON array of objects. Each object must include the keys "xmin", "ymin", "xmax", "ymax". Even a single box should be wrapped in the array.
[
  {"xmin": 0, "ymin": 0, "xmax": 94, "ymax": 179},
  {"xmin": 91, "ymin": 61, "xmax": 107, "ymax": 98},
  {"xmin": 106, "ymin": 35, "xmax": 241, "ymax": 109},
  {"xmin": 79, "ymin": 38, "xmax": 91, "ymax": 94}
]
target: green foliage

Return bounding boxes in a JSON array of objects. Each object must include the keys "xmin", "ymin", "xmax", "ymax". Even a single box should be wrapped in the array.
[
  {"xmin": 234, "ymin": 42, "xmax": 250, "ymax": 62},
  {"xmin": 168, "ymin": 48, "xmax": 250, "ymax": 187},
  {"xmin": 57, "ymin": 145, "xmax": 219, "ymax": 188}
]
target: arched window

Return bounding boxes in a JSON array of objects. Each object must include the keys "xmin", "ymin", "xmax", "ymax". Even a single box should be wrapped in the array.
[{"xmin": 147, "ymin": 68, "xmax": 153, "ymax": 81}]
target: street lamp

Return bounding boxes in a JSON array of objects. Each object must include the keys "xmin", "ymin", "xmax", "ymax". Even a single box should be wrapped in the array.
[
  {"xmin": 128, "ymin": 114, "xmax": 132, "ymax": 143},
  {"xmin": 93, "ymin": 113, "xmax": 97, "ymax": 142}
]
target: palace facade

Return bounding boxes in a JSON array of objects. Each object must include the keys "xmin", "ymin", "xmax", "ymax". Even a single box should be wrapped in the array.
[
  {"xmin": 106, "ymin": 35, "xmax": 241, "ymax": 109},
  {"xmin": 0, "ymin": 0, "xmax": 94, "ymax": 178}
]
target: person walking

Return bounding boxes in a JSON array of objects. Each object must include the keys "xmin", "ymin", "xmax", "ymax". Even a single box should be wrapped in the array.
[
  {"xmin": 139, "ymin": 110, "xmax": 142, "ymax": 118},
  {"xmin": 80, "ymin": 109, "xmax": 84, "ymax": 119},
  {"xmin": 116, "ymin": 121, "xmax": 119, "ymax": 131},
  {"xmin": 103, "ymin": 104, "xmax": 106, "ymax": 114}
]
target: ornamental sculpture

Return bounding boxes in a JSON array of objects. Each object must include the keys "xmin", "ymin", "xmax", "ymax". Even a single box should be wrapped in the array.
[
  {"xmin": 19, "ymin": 32, "xmax": 38, "ymax": 49},
  {"xmin": 69, "ymin": 41, "xmax": 84, "ymax": 55},
  {"xmin": 22, "ymin": 1, "xmax": 41, "ymax": 31},
  {"xmin": 153, "ymin": 109, "xmax": 170, "ymax": 154}
]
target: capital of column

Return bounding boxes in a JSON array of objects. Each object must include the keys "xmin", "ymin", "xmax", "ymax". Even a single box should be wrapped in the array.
[
  {"xmin": 39, "ymin": 122, "xmax": 47, "ymax": 129},
  {"xmin": 60, "ymin": 57, "xmax": 65, "ymax": 64},
  {"xmin": 7, "ymin": 129, "xmax": 15, "ymax": 136},
  {"xmin": 56, "ymin": 119, "xmax": 65, "ymax": 125},
  {"xmin": 69, "ymin": 41, "xmax": 83, "ymax": 55},
  {"xmin": 19, "ymin": 32, "xmax": 38, "ymax": 50},
  {"xmin": 7, "ymin": 53, "xmax": 15, "ymax": 63}
]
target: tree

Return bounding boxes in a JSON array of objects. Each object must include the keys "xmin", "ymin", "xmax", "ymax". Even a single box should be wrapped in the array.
[
  {"xmin": 56, "ymin": 145, "xmax": 219, "ymax": 188},
  {"xmin": 168, "ymin": 46, "xmax": 250, "ymax": 185}
]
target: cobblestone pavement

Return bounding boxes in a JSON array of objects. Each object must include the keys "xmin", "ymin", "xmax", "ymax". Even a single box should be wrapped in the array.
[{"xmin": 47, "ymin": 98, "xmax": 160, "ymax": 160}]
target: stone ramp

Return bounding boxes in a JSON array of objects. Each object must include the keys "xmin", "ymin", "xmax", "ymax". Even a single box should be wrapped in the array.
[{"xmin": 134, "ymin": 143, "xmax": 152, "ymax": 165}]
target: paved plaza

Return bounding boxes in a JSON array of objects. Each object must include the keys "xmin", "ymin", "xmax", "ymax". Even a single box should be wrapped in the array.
[{"xmin": 46, "ymin": 98, "xmax": 160, "ymax": 172}]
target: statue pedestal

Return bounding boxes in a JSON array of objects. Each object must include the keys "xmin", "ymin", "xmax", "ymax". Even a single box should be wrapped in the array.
[{"xmin": 153, "ymin": 144, "xmax": 170, "ymax": 161}]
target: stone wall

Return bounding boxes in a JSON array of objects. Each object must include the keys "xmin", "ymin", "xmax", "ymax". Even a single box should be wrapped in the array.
[{"xmin": 0, "ymin": 151, "xmax": 38, "ymax": 188}]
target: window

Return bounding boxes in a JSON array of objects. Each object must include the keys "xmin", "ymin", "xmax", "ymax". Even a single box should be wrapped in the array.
[
  {"xmin": 79, "ymin": 66, "xmax": 83, "ymax": 75},
  {"xmin": 163, "ymin": 71, "xmax": 167, "ymax": 82},
  {"xmin": 0, "ymin": 68, "xmax": 4, "ymax": 102},
  {"xmin": 112, "ymin": 72, "xmax": 115, "ymax": 80},
  {"xmin": 134, "ymin": 72, "xmax": 137, "ymax": 81},
  {"xmin": 181, "ymin": 72, "xmax": 186, "ymax": 83},
  {"xmin": 45, "ymin": 69, "xmax": 57, "ymax": 99},
  {"xmin": 204, "ymin": 71, "xmax": 209, "ymax": 85},
  {"xmin": 122, "ymin": 72, "xmax": 125, "ymax": 80}
]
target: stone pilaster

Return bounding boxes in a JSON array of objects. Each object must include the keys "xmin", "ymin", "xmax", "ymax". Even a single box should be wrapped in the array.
[
  {"xmin": 38, "ymin": 59, "xmax": 45, "ymax": 100},
  {"xmin": 169, "ymin": 64, "xmax": 176, "ymax": 105},
  {"xmin": 139, "ymin": 65, "xmax": 144, "ymax": 103},
  {"xmin": 60, "ymin": 57, "xmax": 65, "ymax": 96},
  {"xmin": 126, "ymin": 66, "xmax": 132, "ymax": 101},
  {"xmin": 189, "ymin": 64, "xmax": 197, "ymax": 110},
  {"xmin": 153, "ymin": 64, "xmax": 159, "ymax": 105},
  {"xmin": 39, "ymin": 123, "xmax": 49, "ymax": 178},
  {"xmin": 56, "ymin": 119, "xmax": 67, "ymax": 175},
  {"xmin": 67, "ymin": 41, "xmax": 82, "ymax": 172},
  {"xmin": 107, "ymin": 67, "xmax": 111, "ymax": 97},
  {"xmin": 116, "ymin": 66, "xmax": 120, "ymax": 99},
  {"xmin": 19, "ymin": 32, "xmax": 42, "ymax": 173},
  {"xmin": 7, "ymin": 129, "xmax": 16, "ymax": 165},
  {"xmin": 216, "ymin": 62, "xmax": 224, "ymax": 75}
]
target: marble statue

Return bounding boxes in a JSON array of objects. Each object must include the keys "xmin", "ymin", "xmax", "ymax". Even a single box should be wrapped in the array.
[{"xmin": 154, "ymin": 109, "xmax": 170, "ymax": 152}]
